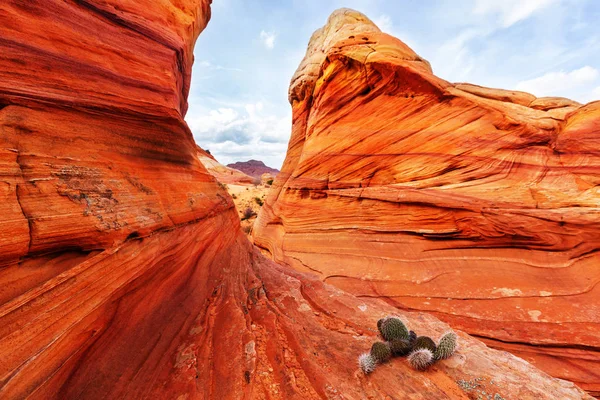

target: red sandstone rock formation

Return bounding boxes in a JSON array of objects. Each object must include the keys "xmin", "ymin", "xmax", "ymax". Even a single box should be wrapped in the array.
[
  {"xmin": 227, "ymin": 159, "xmax": 280, "ymax": 180},
  {"xmin": 254, "ymin": 8, "xmax": 600, "ymax": 397},
  {"xmin": 197, "ymin": 146, "xmax": 256, "ymax": 185},
  {"xmin": 0, "ymin": 2, "xmax": 592, "ymax": 399},
  {"xmin": 261, "ymin": 172, "xmax": 276, "ymax": 186}
]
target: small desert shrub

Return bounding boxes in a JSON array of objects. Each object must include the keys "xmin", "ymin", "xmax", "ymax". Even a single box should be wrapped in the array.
[
  {"xmin": 266, "ymin": 179, "xmax": 274, "ymax": 185},
  {"xmin": 218, "ymin": 182, "xmax": 228, "ymax": 191},
  {"xmin": 241, "ymin": 207, "xmax": 256, "ymax": 221},
  {"xmin": 232, "ymin": 194, "xmax": 237, "ymax": 199},
  {"xmin": 254, "ymin": 197, "xmax": 264, "ymax": 206}
]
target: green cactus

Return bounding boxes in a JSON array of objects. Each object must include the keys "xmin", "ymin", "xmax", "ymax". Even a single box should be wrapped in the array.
[
  {"xmin": 370, "ymin": 341, "xmax": 392, "ymax": 363},
  {"xmin": 389, "ymin": 338, "xmax": 413, "ymax": 356},
  {"xmin": 434, "ymin": 331, "xmax": 458, "ymax": 360},
  {"xmin": 358, "ymin": 353, "xmax": 377, "ymax": 374},
  {"xmin": 377, "ymin": 318, "xmax": 385, "ymax": 332},
  {"xmin": 408, "ymin": 330, "xmax": 417, "ymax": 344},
  {"xmin": 408, "ymin": 348, "xmax": 434, "ymax": 371},
  {"xmin": 413, "ymin": 336, "xmax": 436, "ymax": 353},
  {"xmin": 379, "ymin": 317, "xmax": 409, "ymax": 341}
]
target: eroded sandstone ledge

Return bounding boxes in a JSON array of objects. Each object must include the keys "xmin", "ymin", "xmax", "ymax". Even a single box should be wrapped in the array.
[
  {"xmin": 254, "ymin": 8, "xmax": 600, "ymax": 397},
  {"xmin": 0, "ymin": 2, "xmax": 593, "ymax": 399}
]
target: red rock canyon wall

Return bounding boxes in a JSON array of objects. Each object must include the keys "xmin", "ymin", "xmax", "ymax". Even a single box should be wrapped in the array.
[
  {"xmin": 254, "ymin": 8, "xmax": 600, "ymax": 397},
  {"xmin": 0, "ymin": 2, "xmax": 592, "ymax": 399}
]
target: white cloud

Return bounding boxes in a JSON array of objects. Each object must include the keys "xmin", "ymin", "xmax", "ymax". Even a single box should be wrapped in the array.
[
  {"xmin": 593, "ymin": 86, "xmax": 600, "ymax": 101},
  {"xmin": 196, "ymin": 60, "xmax": 242, "ymax": 72},
  {"xmin": 187, "ymin": 102, "xmax": 291, "ymax": 167},
  {"xmin": 374, "ymin": 14, "xmax": 393, "ymax": 34},
  {"xmin": 429, "ymin": 29, "xmax": 480, "ymax": 81},
  {"xmin": 516, "ymin": 66, "xmax": 599, "ymax": 98},
  {"xmin": 260, "ymin": 30, "xmax": 277, "ymax": 49},
  {"xmin": 474, "ymin": 0, "xmax": 559, "ymax": 28}
]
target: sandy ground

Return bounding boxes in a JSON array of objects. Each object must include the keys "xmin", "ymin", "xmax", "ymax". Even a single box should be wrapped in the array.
[{"xmin": 226, "ymin": 184, "xmax": 270, "ymax": 238}]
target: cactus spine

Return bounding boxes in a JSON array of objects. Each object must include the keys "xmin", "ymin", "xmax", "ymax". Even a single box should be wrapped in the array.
[
  {"xmin": 434, "ymin": 331, "xmax": 458, "ymax": 360},
  {"xmin": 413, "ymin": 336, "xmax": 436, "ymax": 353},
  {"xmin": 358, "ymin": 353, "xmax": 376, "ymax": 374},
  {"xmin": 379, "ymin": 316, "xmax": 409, "ymax": 341},
  {"xmin": 370, "ymin": 341, "xmax": 392, "ymax": 363},
  {"xmin": 389, "ymin": 338, "xmax": 413, "ymax": 356},
  {"xmin": 408, "ymin": 330, "xmax": 417, "ymax": 345},
  {"xmin": 408, "ymin": 348, "xmax": 434, "ymax": 370}
]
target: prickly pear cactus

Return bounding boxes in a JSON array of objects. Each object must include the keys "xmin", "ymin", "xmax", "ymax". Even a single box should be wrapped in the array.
[
  {"xmin": 434, "ymin": 331, "xmax": 458, "ymax": 360},
  {"xmin": 370, "ymin": 341, "xmax": 392, "ymax": 363},
  {"xmin": 389, "ymin": 339, "xmax": 413, "ymax": 356},
  {"xmin": 408, "ymin": 348, "xmax": 433, "ymax": 371},
  {"xmin": 409, "ymin": 330, "xmax": 417, "ymax": 344},
  {"xmin": 413, "ymin": 336, "xmax": 436, "ymax": 353},
  {"xmin": 358, "ymin": 353, "xmax": 377, "ymax": 374},
  {"xmin": 379, "ymin": 317, "xmax": 409, "ymax": 341}
]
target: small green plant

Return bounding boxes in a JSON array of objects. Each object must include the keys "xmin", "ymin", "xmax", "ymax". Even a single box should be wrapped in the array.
[
  {"xmin": 370, "ymin": 342, "xmax": 392, "ymax": 363},
  {"xmin": 254, "ymin": 197, "xmax": 264, "ymax": 206},
  {"xmin": 413, "ymin": 336, "xmax": 437, "ymax": 353},
  {"xmin": 408, "ymin": 348, "xmax": 433, "ymax": 371},
  {"xmin": 358, "ymin": 341, "xmax": 392, "ymax": 375},
  {"xmin": 408, "ymin": 330, "xmax": 417, "ymax": 345},
  {"xmin": 434, "ymin": 331, "xmax": 458, "ymax": 360},
  {"xmin": 358, "ymin": 353, "xmax": 376, "ymax": 374},
  {"xmin": 266, "ymin": 179, "xmax": 274, "ymax": 185},
  {"xmin": 389, "ymin": 339, "xmax": 412, "ymax": 356},
  {"xmin": 378, "ymin": 316, "xmax": 409, "ymax": 341},
  {"xmin": 360, "ymin": 317, "xmax": 458, "ymax": 375},
  {"xmin": 241, "ymin": 207, "xmax": 256, "ymax": 221}
]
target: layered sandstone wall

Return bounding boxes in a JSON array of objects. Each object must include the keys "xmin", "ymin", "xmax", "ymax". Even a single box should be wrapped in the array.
[
  {"xmin": 0, "ymin": 2, "xmax": 593, "ymax": 399},
  {"xmin": 254, "ymin": 8, "xmax": 600, "ymax": 396}
]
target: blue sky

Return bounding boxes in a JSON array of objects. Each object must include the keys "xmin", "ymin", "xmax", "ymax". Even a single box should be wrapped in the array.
[{"xmin": 187, "ymin": 0, "xmax": 600, "ymax": 169}]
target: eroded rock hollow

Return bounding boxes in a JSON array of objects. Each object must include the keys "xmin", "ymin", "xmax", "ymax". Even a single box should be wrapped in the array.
[
  {"xmin": 254, "ymin": 8, "xmax": 600, "ymax": 397},
  {"xmin": 0, "ymin": 2, "xmax": 593, "ymax": 399}
]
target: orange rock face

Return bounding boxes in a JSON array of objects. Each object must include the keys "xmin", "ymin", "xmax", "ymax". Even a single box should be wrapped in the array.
[
  {"xmin": 254, "ymin": 8, "xmax": 600, "ymax": 397},
  {"xmin": 0, "ymin": 0, "xmax": 219, "ymax": 266},
  {"xmin": 0, "ymin": 3, "xmax": 593, "ymax": 399},
  {"xmin": 197, "ymin": 147, "xmax": 256, "ymax": 185}
]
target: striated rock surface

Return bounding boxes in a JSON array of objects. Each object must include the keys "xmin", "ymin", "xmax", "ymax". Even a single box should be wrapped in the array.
[
  {"xmin": 197, "ymin": 147, "xmax": 256, "ymax": 185},
  {"xmin": 227, "ymin": 159, "xmax": 280, "ymax": 179},
  {"xmin": 254, "ymin": 8, "xmax": 600, "ymax": 396},
  {"xmin": 261, "ymin": 172, "xmax": 276, "ymax": 186},
  {"xmin": 0, "ymin": 3, "xmax": 592, "ymax": 399}
]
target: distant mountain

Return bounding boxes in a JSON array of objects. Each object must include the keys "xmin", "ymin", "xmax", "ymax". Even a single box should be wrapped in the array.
[{"xmin": 226, "ymin": 160, "xmax": 279, "ymax": 179}]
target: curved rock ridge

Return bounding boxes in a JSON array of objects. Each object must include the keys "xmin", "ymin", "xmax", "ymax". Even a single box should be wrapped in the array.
[
  {"xmin": 197, "ymin": 147, "xmax": 256, "ymax": 185},
  {"xmin": 254, "ymin": 8, "xmax": 600, "ymax": 396},
  {"xmin": 0, "ymin": 0, "xmax": 219, "ymax": 267},
  {"xmin": 0, "ymin": 2, "xmax": 593, "ymax": 399}
]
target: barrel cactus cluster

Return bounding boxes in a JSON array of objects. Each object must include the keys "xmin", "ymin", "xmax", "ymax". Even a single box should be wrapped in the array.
[{"xmin": 358, "ymin": 316, "xmax": 459, "ymax": 374}]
